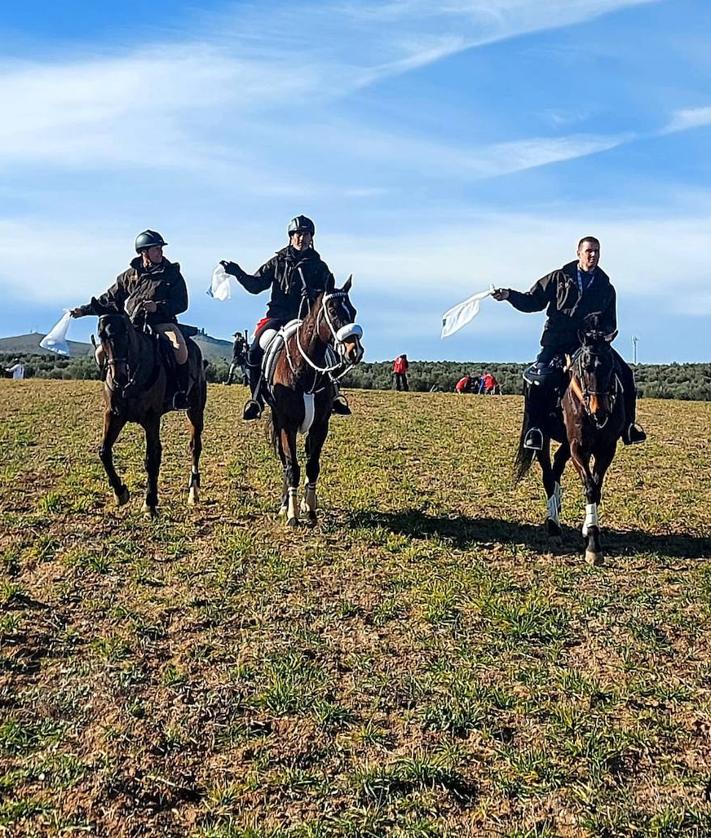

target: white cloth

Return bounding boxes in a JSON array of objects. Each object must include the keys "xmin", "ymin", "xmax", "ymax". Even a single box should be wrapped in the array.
[
  {"xmin": 40, "ymin": 310, "xmax": 72, "ymax": 356},
  {"xmin": 441, "ymin": 286, "xmax": 494, "ymax": 338},
  {"xmin": 207, "ymin": 264, "xmax": 233, "ymax": 302},
  {"xmin": 7, "ymin": 363, "xmax": 25, "ymax": 380}
]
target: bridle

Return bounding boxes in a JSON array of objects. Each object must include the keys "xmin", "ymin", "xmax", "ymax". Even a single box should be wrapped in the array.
[
  {"xmin": 566, "ymin": 344, "xmax": 619, "ymax": 429},
  {"xmin": 99, "ymin": 315, "xmax": 155, "ymax": 399},
  {"xmin": 286, "ymin": 289, "xmax": 363, "ymax": 378}
]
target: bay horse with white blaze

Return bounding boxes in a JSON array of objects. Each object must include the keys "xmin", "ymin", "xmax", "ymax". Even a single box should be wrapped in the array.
[
  {"xmin": 514, "ymin": 315, "xmax": 625, "ymax": 564},
  {"xmin": 95, "ymin": 309, "xmax": 207, "ymax": 516},
  {"xmin": 265, "ymin": 275, "xmax": 364, "ymax": 527}
]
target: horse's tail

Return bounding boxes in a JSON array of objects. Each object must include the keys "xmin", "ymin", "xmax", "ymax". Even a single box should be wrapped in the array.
[{"xmin": 513, "ymin": 404, "xmax": 534, "ymax": 484}]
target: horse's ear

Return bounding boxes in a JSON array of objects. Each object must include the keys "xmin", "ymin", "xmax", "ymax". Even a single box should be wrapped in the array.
[
  {"xmin": 604, "ymin": 330, "xmax": 618, "ymax": 343},
  {"xmin": 343, "ymin": 274, "xmax": 352, "ymax": 293}
]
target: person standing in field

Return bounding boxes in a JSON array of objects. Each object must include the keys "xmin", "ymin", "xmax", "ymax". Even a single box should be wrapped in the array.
[
  {"xmin": 393, "ymin": 354, "xmax": 409, "ymax": 391},
  {"xmin": 492, "ymin": 235, "xmax": 645, "ymax": 450},
  {"xmin": 226, "ymin": 331, "xmax": 248, "ymax": 386},
  {"xmin": 5, "ymin": 359, "xmax": 25, "ymax": 380}
]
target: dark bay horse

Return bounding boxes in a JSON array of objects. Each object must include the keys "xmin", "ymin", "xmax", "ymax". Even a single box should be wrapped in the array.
[
  {"xmin": 95, "ymin": 312, "xmax": 207, "ymax": 516},
  {"xmin": 514, "ymin": 318, "xmax": 625, "ymax": 564},
  {"xmin": 265, "ymin": 275, "xmax": 364, "ymax": 527}
]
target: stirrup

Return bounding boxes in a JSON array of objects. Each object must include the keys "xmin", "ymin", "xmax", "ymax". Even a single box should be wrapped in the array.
[
  {"xmin": 243, "ymin": 399, "xmax": 262, "ymax": 421},
  {"xmin": 172, "ymin": 391, "xmax": 189, "ymax": 411},
  {"xmin": 623, "ymin": 423, "xmax": 646, "ymax": 445},
  {"xmin": 332, "ymin": 395, "xmax": 351, "ymax": 416},
  {"xmin": 523, "ymin": 427, "xmax": 544, "ymax": 451}
]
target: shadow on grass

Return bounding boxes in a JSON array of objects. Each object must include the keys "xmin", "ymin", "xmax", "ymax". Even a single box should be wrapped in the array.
[{"xmin": 349, "ymin": 508, "xmax": 711, "ymax": 560}]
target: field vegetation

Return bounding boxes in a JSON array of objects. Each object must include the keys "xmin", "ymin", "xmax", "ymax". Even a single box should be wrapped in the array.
[
  {"xmin": 3, "ymin": 352, "xmax": 710, "ymax": 401},
  {"xmin": 1, "ymin": 380, "xmax": 710, "ymax": 836}
]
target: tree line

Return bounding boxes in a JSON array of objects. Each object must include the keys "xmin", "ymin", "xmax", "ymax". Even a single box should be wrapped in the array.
[{"xmin": 3, "ymin": 352, "xmax": 710, "ymax": 401}]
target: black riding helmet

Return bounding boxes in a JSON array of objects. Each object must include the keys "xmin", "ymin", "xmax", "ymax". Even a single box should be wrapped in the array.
[
  {"xmin": 287, "ymin": 215, "xmax": 315, "ymax": 237},
  {"xmin": 135, "ymin": 230, "xmax": 168, "ymax": 252}
]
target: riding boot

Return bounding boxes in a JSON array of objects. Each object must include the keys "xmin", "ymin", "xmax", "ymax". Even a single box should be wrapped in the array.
[
  {"xmin": 615, "ymin": 355, "xmax": 646, "ymax": 445},
  {"xmin": 173, "ymin": 362, "xmax": 190, "ymax": 410},
  {"xmin": 243, "ymin": 352, "xmax": 264, "ymax": 421},
  {"xmin": 523, "ymin": 380, "xmax": 546, "ymax": 450}
]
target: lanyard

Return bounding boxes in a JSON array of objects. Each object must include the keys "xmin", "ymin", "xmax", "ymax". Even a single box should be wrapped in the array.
[{"xmin": 577, "ymin": 266, "xmax": 595, "ymax": 296}]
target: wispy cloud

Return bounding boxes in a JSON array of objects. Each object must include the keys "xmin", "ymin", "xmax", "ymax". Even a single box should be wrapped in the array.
[{"xmin": 663, "ymin": 105, "xmax": 711, "ymax": 134}]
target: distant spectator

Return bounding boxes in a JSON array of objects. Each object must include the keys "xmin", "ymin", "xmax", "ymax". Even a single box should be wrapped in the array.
[
  {"xmin": 455, "ymin": 374, "xmax": 471, "ymax": 394},
  {"xmin": 481, "ymin": 371, "xmax": 500, "ymax": 395},
  {"xmin": 5, "ymin": 359, "xmax": 25, "ymax": 380},
  {"xmin": 227, "ymin": 332, "xmax": 248, "ymax": 385},
  {"xmin": 393, "ymin": 354, "xmax": 409, "ymax": 391}
]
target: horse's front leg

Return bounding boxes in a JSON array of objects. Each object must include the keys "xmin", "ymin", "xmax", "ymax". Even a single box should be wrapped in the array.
[
  {"xmin": 570, "ymin": 440, "xmax": 602, "ymax": 565},
  {"xmin": 99, "ymin": 409, "xmax": 129, "ymax": 506},
  {"xmin": 142, "ymin": 414, "xmax": 162, "ymax": 517},
  {"xmin": 301, "ymin": 419, "xmax": 328, "ymax": 527},
  {"xmin": 187, "ymin": 392, "xmax": 205, "ymax": 506},
  {"xmin": 280, "ymin": 426, "xmax": 300, "ymax": 527}
]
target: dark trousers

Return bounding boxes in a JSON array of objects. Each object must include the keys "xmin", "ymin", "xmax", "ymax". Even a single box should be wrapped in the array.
[
  {"xmin": 530, "ymin": 345, "xmax": 637, "ymax": 428},
  {"xmin": 394, "ymin": 373, "xmax": 408, "ymax": 391}
]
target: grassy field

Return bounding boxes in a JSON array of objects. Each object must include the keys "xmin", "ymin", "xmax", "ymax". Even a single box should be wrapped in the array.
[{"xmin": 1, "ymin": 380, "xmax": 710, "ymax": 838}]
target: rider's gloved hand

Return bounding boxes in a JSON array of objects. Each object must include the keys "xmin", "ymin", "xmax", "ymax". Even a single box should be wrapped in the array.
[
  {"xmin": 491, "ymin": 288, "xmax": 510, "ymax": 301},
  {"xmin": 140, "ymin": 300, "xmax": 158, "ymax": 314},
  {"xmin": 220, "ymin": 260, "xmax": 242, "ymax": 277}
]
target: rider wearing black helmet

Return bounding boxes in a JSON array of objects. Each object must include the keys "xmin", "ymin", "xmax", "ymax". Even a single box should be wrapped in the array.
[
  {"xmin": 221, "ymin": 215, "xmax": 351, "ymax": 420},
  {"xmin": 492, "ymin": 236, "xmax": 646, "ymax": 450},
  {"xmin": 70, "ymin": 230, "xmax": 191, "ymax": 409}
]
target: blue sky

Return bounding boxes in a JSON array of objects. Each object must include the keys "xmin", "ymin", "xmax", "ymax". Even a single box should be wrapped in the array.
[{"xmin": 0, "ymin": 0, "xmax": 709, "ymax": 362}]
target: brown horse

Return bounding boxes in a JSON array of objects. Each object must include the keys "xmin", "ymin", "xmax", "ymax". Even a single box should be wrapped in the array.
[
  {"xmin": 265, "ymin": 275, "xmax": 364, "ymax": 527},
  {"xmin": 514, "ymin": 317, "xmax": 625, "ymax": 564},
  {"xmin": 95, "ymin": 312, "xmax": 206, "ymax": 516}
]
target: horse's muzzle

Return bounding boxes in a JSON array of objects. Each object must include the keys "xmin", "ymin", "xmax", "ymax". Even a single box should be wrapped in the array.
[{"xmin": 342, "ymin": 336, "xmax": 364, "ymax": 365}]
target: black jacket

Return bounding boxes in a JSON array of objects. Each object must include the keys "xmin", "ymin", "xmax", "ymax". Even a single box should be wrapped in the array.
[
  {"xmin": 507, "ymin": 260, "xmax": 617, "ymax": 348},
  {"xmin": 76, "ymin": 258, "xmax": 188, "ymax": 326},
  {"xmin": 234, "ymin": 246, "xmax": 334, "ymax": 321}
]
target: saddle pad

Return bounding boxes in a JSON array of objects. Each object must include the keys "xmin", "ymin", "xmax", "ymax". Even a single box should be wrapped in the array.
[{"xmin": 262, "ymin": 320, "xmax": 301, "ymax": 387}]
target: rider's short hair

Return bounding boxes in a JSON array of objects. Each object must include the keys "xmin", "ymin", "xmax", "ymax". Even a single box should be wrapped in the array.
[{"xmin": 577, "ymin": 235, "xmax": 600, "ymax": 250}]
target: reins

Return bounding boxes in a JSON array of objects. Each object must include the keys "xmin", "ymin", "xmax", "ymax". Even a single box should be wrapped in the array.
[{"xmin": 564, "ymin": 348, "xmax": 619, "ymax": 428}]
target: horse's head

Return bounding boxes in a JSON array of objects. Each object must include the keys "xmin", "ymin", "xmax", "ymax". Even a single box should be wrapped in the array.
[
  {"xmin": 97, "ymin": 314, "xmax": 133, "ymax": 391},
  {"xmin": 572, "ymin": 315, "xmax": 619, "ymax": 426},
  {"xmin": 318, "ymin": 274, "xmax": 364, "ymax": 365}
]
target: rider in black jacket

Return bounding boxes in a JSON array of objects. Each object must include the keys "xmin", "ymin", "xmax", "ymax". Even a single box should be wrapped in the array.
[
  {"xmin": 493, "ymin": 236, "xmax": 646, "ymax": 449},
  {"xmin": 221, "ymin": 215, "xmax": 351, "ymax": 420}
]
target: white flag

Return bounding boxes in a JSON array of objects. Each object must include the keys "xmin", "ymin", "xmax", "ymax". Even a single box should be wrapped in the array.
[
  {"xmin": 40, "ymin": 310, "xmax": 72, "ymax": 356},
  {"xmin": 441, "ymin": 286, "xmax": 494, "ymax": 338},
  {"xmin": 207, "ymin": 263, "xmax": 233, "ymax": 302}
]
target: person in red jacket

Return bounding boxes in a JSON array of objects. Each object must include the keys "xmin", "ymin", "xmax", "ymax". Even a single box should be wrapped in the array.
[
  {"xmin": 455, "ymin": 374, "xmax": 471, "ymax": 394},
  {"xmin": 392, "ymin": 354, "xmax": 409, "ymax": 391}
]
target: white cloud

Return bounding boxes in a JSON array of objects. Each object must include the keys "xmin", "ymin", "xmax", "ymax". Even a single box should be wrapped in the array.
[{"xmin": 664, "ymin": 105, "xmax": 711, "ymax": 134}]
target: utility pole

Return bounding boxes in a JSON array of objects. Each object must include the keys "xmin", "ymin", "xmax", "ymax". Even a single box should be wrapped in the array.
[{"xmin": 632, "ymin": 335, "xmax": 639, "ymax": 365}]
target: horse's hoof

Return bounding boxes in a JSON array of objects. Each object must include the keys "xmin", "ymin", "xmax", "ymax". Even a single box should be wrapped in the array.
[
  {"xmin": 305, "ymin": 513, "xmax": 317, "ymax": 528},
  {"xmin": 115, "ymin": 486, "xmax": 130, "ymax": 506},
  {"xmin": 188, "ymin": 487, "xmax": 198, "ymax": 506},
  {"xmin": 286, "ymin": 517, "xmax": 299, "ymax": 528},
  {"xmin": 585, "ymin": 549, "xmax": 603, "ymax": 566},
  {"xmin": 142, "ymin": 502, "xmax": 158, "ymax": 518}
]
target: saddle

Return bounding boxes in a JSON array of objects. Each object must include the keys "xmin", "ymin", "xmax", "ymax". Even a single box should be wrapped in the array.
[{"xmin": 260, "ymin": 320, "xmax": 339, "ymax": 395}]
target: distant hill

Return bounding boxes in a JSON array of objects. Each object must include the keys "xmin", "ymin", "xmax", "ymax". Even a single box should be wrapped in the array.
[
  {"xmin": 0, "ymin": 332, "xmax": 93, "ymax": 357},
  {"xmin": 0, "ymin": 330, "xmax": 233, "ymax": 362}
]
